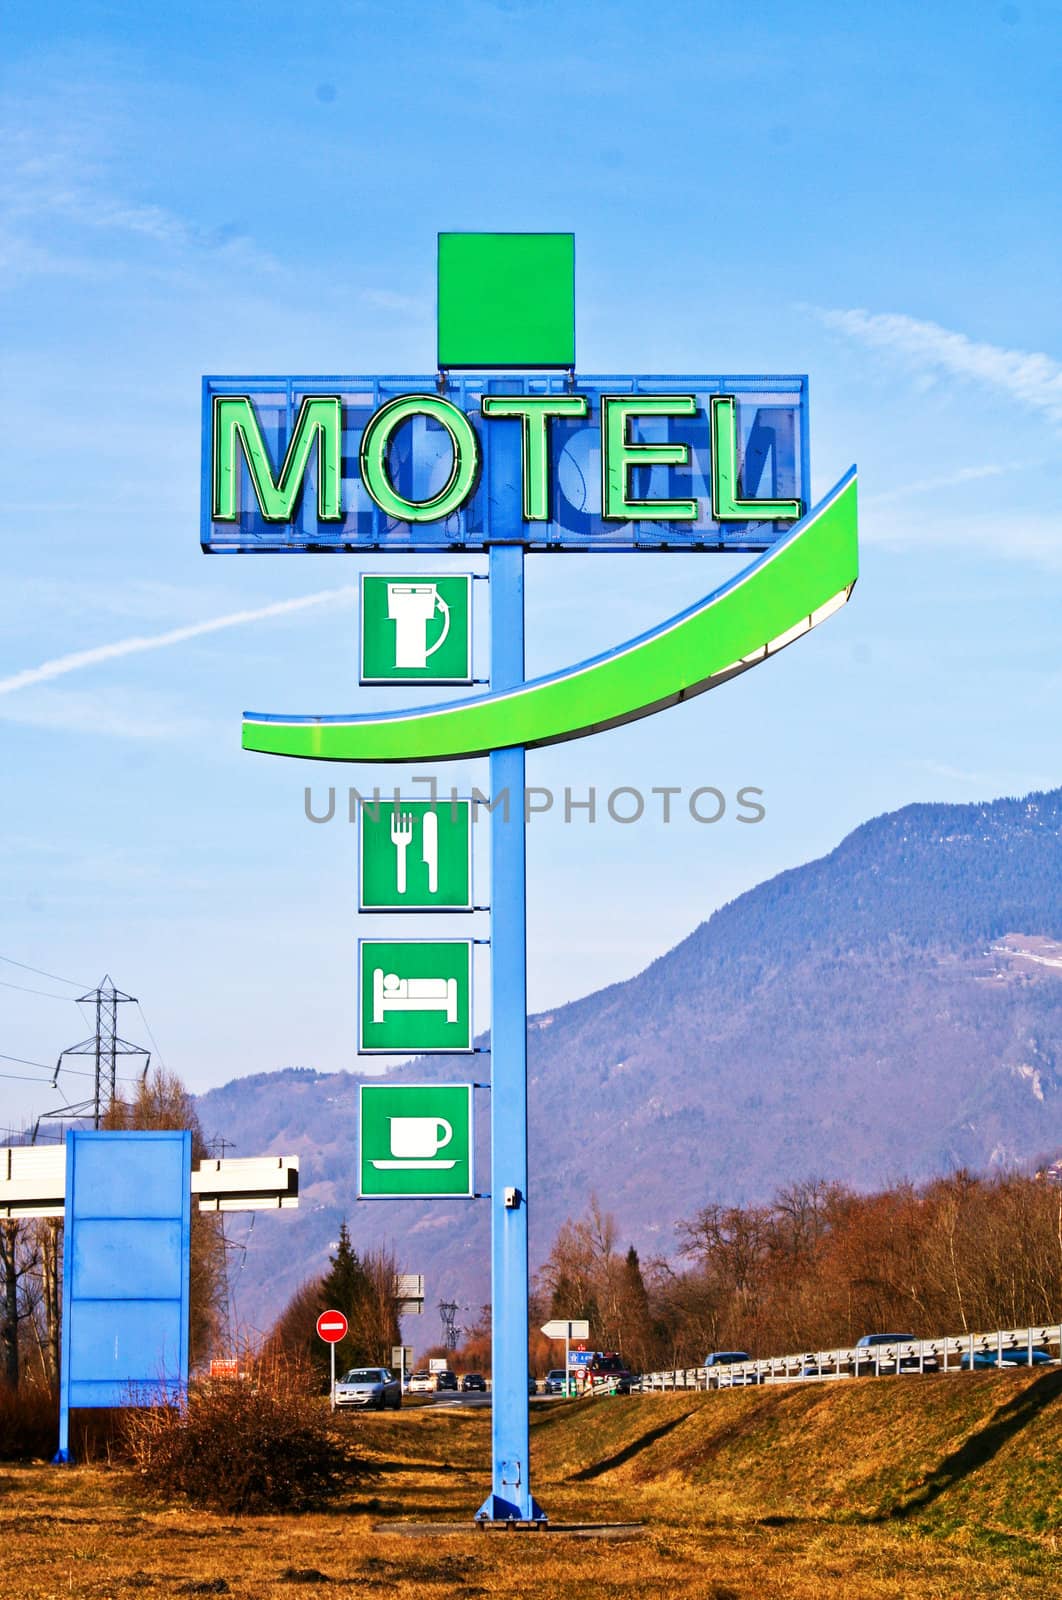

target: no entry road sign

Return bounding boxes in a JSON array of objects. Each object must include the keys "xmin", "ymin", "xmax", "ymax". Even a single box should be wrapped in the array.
[
  {"xmin": 318, "ymin": 1307, "xmax": 348, "ymax": 1413},
  {"xmin": 316, "ymin": 1309, "xmax": 348, "ymax": 1343}
]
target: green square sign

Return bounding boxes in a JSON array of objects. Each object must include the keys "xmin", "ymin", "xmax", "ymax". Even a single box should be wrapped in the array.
[
  {"xmin": 360, "ymin": 800, "xmax": 472, "ymax": 912},
  {"xmin": 358, "ymin": 939, "xmax": 472, "ymax": 1054},
  {"xmin": 359, "ymin": 1083, "xmax": 473, "ymax": 1198},
  {"xmin": 437, "ymin": 232, "xmax": 575, "ymax": 369},
  {"xmin": 360, "ymin": 573, "xmax": 472, "ymax": 684}
]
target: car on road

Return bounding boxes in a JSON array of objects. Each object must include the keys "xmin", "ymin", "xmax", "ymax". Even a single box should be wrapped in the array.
[
  {"xmin": 584, "ymin": 1353, "xmax": 634, "ymax": 1393},
  {"xmin": 434, "ymin": 1369, "xmax": 459, "ymax": 1392},
  {"xmin": 529, "ymin": 1374, "xmax": 539, "ymax": 1395},
  {"xmin": 334, "ymin": 1367, "xmax": 401, "ymax": 1410},
  {"xmin": 960, "ymin": 1346, "xmax": 1052, "ymax": 1370},
  {"xmin": 543, "ymin": 1369, "xmax": 573, "ymax": 1395},
  {"xmin": 703, "ymin": 1351, "xmax": 760, "ymax": 1388},
  {"xmin": 853, "ymin": 1333, "xmax": 939, "ymax": 1376},
  {"xmin": 799, "ymin": 1357, "xmax": 853, "ymax": 1379},
  {"xmin": 460, "ymin": 1372, "xmax": 486, "ymax": 1392},
  {"xmin": 407, "ymin": 1370, "xmax": 434, "ymax": 1393}
]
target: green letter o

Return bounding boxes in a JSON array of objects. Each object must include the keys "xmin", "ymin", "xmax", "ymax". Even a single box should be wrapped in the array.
[{"xmin": 360, "ymin": 395, "xmax": 480, "ymax": 523}]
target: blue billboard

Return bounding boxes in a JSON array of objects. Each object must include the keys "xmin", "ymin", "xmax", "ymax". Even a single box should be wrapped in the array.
[{"xmin": 58, "ymin": 1130, "xmax": 191, "ymax": 1460}]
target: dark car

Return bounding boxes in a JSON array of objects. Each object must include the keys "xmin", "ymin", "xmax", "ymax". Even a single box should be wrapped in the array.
[
  {"xmin": 703, "ymin": 1350, "xmax": 760, "ymax": 1388},
  {"xmin": 543, "ymin": 1369, "xmax": 572, "ymax": 1395},
  {"xmin": 434, "ymin": 1369, "xmax": 459, "ymax": 1392},
  {"xmin": 960, "ymin": 1346, "xmax": 1052, "ymax": 1370},
  {"xmin": 333, "ymin": 1367, "xmax": 402, "ymax": 1410},
  {"xmin": 529, "ymin": 1374, "xmax": 539, "ymax": 1395},
  {"xmin": 461, "ymin": 1372, "xmax": 487, "ymax": 1392},
  {"xmin": 853, "ymin": 1333, "xmax": 939, "ymax": 1376}
]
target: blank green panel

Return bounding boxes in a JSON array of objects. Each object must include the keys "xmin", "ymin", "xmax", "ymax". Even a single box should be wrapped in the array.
[{"xmin": 437, "ymin": 233, "xmax": 575, "ymax": 368}]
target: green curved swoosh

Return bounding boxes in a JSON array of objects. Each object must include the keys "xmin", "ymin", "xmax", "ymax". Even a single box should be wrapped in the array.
[{"xmin": 244, "ymin": 468, "xmax": 857, "ymax": 763}]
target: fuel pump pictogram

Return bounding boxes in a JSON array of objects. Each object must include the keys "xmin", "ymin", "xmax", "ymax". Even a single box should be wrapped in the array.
[{"xmin": 386, "ymin": 581, "xmax": 451, "ymax": 670}]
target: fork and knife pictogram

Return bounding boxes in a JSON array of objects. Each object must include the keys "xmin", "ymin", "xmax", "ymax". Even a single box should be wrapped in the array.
[{"xmin": 390, "ymin": 809, "xmax": 439, "ymax": 894}]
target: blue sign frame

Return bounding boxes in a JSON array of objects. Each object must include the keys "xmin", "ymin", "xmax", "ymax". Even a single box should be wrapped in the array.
[
  {"xmin": 201, "ymin": 374, "xmax": 808, "ymax": 555},
  {"xmin": 57, "ymin": 1130, "xmax": 191, "ymax": 1462}
]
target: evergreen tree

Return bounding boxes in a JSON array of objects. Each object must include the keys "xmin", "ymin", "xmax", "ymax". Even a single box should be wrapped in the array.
[
  {"xmin": 318, "ymin": 1222, "xmax": 373, "ymax": 1378},
  {"xmin": 619, "ymin": 1245, "xmax": 657, "ymax": 1371}
]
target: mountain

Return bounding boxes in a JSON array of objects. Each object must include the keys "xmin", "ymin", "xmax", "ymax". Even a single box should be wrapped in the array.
[{"xmin": 197, "ymin": 787, "xmax": 1062, "ymax": 1343}]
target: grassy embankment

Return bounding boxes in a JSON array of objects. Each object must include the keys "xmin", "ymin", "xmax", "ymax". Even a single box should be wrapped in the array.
[{"xmin": 1, "ymin": 1370, "xmax": 1059, "ymax": 1599}]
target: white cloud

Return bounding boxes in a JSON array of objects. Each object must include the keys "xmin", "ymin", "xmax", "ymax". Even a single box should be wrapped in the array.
[
  {"xmin": 814, "ymin": 307, "xmax": 1062, "ymax": 426},
  {"xmin": 0, "ymin": 687, "xmax": 211, "ymax": 742},
  {"xmin": 361, "ymin": 288, "xmax": 429, "ymax": 315},
  {"xmin": 863, "ymin": 464, "xmax": 1007, "ymax": 507},
  {"xmin": 0, "ymin": 105, "xmax": 282, "ymax": 284},
  {"xmin": 0, "ymin": 588, "xmax": 356, "ymax": 697},
  {"xmin": 919, "ymin": 760, "xmax": 994, "ymax": 787},
  {"xmin": 861, "ymin": 506, "xmax": 1062, "ymax": 568}
]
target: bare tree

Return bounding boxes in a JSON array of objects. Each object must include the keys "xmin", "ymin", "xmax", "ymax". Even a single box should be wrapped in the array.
[{"xmin": 0, "ymin": 1221, "xmax": 41, "ymax": 1390}]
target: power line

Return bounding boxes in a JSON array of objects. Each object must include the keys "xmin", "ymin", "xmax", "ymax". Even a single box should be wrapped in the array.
[
  {"xmin": 0, "ymin": 1050, "xmax": 139, "ymax": 1083},
  {"xmin": 135, "ymin": 1001, "xmax": 168, "ymax": 1075},
  {"xmin": 0, "ymin": 1050, "xmax": 54, "ymax": 1070},
  {"xmin": 0, "ymin": 977, "xmax": 82, "ymax": 1000},
  {"xmin": 0, "ymin": 954, "xmax": 87, "ymax": 988}
]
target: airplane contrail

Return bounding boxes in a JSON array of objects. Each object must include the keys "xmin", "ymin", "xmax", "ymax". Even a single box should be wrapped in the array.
[{"xmin": 0, "ymin": 587, "xmax": 357, "ymax": 697}]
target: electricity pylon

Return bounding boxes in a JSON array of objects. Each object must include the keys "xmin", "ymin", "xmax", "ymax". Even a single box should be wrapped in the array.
[
  {"xmin": 45, "ymin": 976, "xmax": 150, "ymax": 1130},
  {"xmin": 439, "ymin": 1299, "xmax": 461, "ymax": 1351}
]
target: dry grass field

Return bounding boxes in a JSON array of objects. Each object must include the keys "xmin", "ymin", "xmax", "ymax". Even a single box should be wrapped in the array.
[{"xmin": 2, "ymin": 1373, "xmax": 1060, "ymax": 1599}]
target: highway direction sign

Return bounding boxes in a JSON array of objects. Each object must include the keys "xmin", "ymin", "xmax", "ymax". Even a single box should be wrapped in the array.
[
  {"xmin": 359, "ymin": 1083, "xmax": 473, "ymax": 1198},
  {"xmin": 541, "ymin": 1319, "xmax": 590, "ymax": 1340},
  {"xmin": 361, "ymin": 574, "xmax": 472, "ymax": 683},
  {"xmin": 316, "ymin": 1309, "xmax": 348, "ymax": 1344},
  {"xmin": 358, "ymin": 939, "xmax": 472, "ymax": 1053},
  {"xmin": 360, "ymin": 801, "xmax": 472, "ymax": 912}
]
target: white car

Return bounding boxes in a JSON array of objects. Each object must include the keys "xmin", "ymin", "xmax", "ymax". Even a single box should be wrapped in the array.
[
  {"xmin": 407, "ymin": 1370, "xmax": 434, "ymax": 1393},
  {"xmin": 333, "ymin": 1367, "xmax": 401, "ymax": 1410}
]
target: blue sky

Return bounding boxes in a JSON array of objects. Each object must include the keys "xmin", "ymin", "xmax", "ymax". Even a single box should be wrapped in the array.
[{"xmin": 2, "ymin": 0, "xmax": 1059, "ymax": 1131}]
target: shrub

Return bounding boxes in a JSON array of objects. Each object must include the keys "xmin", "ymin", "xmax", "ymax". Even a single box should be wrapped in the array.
[
  {"xmin": 0, "ymin": 1378, "xmax": 57, "ymax": 1461},
  {"xmin": 122, "ymin": 1353, "xmax": 350, "ymax": 1513}
]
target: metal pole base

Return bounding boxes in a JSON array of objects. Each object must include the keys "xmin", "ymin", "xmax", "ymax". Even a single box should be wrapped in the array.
[{"xmin": 475, "ymin": 1493, "xmax": 548, "ymax": 1525}]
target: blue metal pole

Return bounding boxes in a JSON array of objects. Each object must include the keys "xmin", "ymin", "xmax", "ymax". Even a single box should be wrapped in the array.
[
  {"xmin": 54, "ymin": 1132, "xmax": 74, "ymax": 1464},
  {"xmin": 476, "ymin": 514, "xmax": 544, "ymax": 1522}
]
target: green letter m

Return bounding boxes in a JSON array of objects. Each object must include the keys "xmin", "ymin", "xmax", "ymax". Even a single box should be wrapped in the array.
[{"xmin": 213, "ymin": 395, "xmax": 343, "ymax": 522}]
